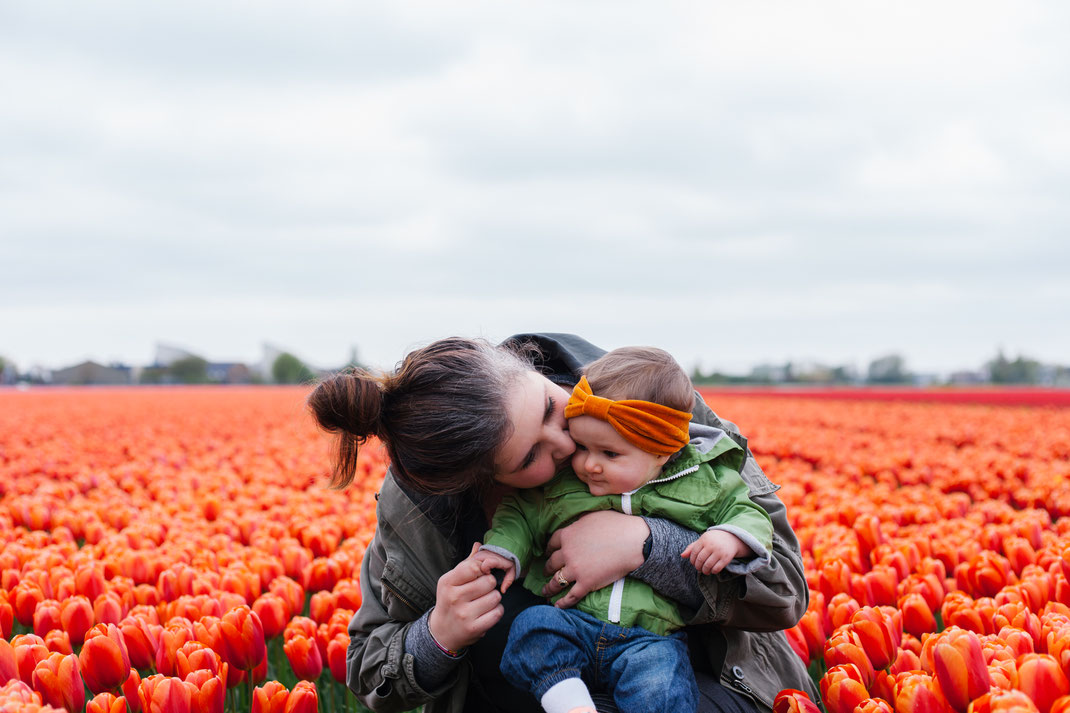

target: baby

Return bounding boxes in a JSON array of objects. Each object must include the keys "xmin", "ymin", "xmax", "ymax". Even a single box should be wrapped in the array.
[{"xmin": 475, "ymin": 346, "xmax": 774, "ymax": 713}]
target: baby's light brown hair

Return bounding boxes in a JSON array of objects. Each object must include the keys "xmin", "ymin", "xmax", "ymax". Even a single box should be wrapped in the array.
[{"xmin": 583, "ymin": 346, "xmax": 695, "ymax": 413}]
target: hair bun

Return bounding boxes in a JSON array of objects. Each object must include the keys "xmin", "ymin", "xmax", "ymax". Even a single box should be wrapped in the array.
[{"xmin": 308, "ymin": 369, "xmax": 384, "ymax": 440}]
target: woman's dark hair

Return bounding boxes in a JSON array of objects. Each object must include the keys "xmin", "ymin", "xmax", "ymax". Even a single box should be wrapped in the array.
[{"xmin": 308, "ymin": 337, "xmax": 535, "ymax": 494}]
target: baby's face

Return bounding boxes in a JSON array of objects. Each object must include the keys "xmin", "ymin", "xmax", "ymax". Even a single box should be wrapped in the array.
[{"xmin": 568, "ymin": 416, "xmax": 668, "ymax": 496}]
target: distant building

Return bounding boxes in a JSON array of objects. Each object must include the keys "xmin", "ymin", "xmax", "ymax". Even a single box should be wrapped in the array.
[
  {"xmin": 51, "ymin": 361, "xmax": 133, "ymax": 385},
  {"xmin": 949, "ymin": 370, "xmax": 986, "ymax": 385},
  {"xmin": 206, "ymin": 362, "xmax": 253, "ymax": 384},
  {"xmin": 154, "ymin": 344, "xmax": 199, "ymax": 367}
]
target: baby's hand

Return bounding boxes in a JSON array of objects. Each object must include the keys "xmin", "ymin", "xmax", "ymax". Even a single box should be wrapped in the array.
[
  {"xmin": 471, "ymin": 549, "xmax": 517, "ymax": 592},
  {"xmin": 680, "ymin": 530, "xmax": 752, "ymax": 575}
]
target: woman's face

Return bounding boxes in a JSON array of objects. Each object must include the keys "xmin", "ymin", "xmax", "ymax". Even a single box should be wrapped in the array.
[{"xmin": 494, "ymin": 370, "xmax": 575, "ymax": 489}]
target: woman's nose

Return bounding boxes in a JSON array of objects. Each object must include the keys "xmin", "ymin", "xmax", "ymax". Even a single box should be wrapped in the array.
[{"xmin": 548, "ymin": 424, "xmax": 575, "ymax": 460}]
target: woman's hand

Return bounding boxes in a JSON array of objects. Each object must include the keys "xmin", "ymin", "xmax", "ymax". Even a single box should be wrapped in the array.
[
  {"xmin": 427, "ymin": 543, "xmax": 505, "ymax": 652},
  {"xmin": 541, "ymin": 510, "xmax": 649, "ymax": 608}
]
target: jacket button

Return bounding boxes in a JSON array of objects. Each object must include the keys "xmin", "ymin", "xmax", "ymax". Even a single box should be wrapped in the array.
[{"xmin": 732, "ymin": 665, "xmax": 745, "ymax": 679}]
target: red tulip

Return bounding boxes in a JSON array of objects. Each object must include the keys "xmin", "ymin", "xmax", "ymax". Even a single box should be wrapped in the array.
[
  {"xmin": 309, "ymin": 591, "xmax": 335, "ymax": 625},
  {"xmin": 773, "ymin": 689, "xmax": 823, "ymax": 713},
  {"xmin": 14, "ymin": 583, "xmax": 45, "ymax": 627},
  {"xmin": 822, "ymin": 664, "xmax": 870, "ymax": 713},
  {"xmin": 75, "ymin": 565, "xmax": 107, "ymax": 602},
  {"xmin": 138, "ymin": 674, "xmax": 194, "ymax": 713},
  {"xmin": 901, "ymin": 592, "xmax": 939, "ymax": 638},
  {"xmin": 60, "ymin": 595, "xmax": 95, "ymax": 645},
  {"xmin": 94, "ymin": 593, "xmax": 125, "ymax": 627},
  {"xmin": 32, "ymin": 652, "xmax": 85, "ymax": 713},
  {"xmin": 252, "ymin": 594, "xmax": 289, "ymax": 640},
  {"xmin": 155, "ymin": 622, "xmax": 194, "ymax": 677},
  {"xmin": 14, "ymin": 638, "xmax": 50, "ymax": 685},
  {"xmin": 123, "ymin": 669, "xmax": 143, "ymax": 713},
  {"xmin": 44, "ymin": 629, "xmax": 72, "ymax": 655},
  {"xmin": 326, "ymin": 633, "xmax": 348, "ymax": 684},
  {"xmin": 252, "ymin": 680, "xmax": 289, "ymax": 713},
  {"xmin": 0, "ymin": 596, "xmax": 14, "ymax": 640},
  {"xmin": 968, "ymin": 688, "xmax": 1040, "ymax": 713},
  {"xmin": 850, "ymin": 606, "xmax": 902, "ymax": 671},
  {"xmin": 855, "ymin": 698, "xmax": 895, "ymax": 713},
  {"xmin": 283, "ymin": 680, "xmax": 318, "ymax": 713},
  {"xmin": 33, "ymin": 599, "xmax": 63, "ymax": 638},
  {"xmin": 219, "ymin": 606, "xmax": 266, "ymax": 671},
  {"xmin": 785, "ymin": 625, "xmax": 810, "ymax": 666},
  {"xmin": 268, "ymin": 577, "xmax": 305, "ymax": 621},
  {"xmin": 80, "ymin": 624, "xmax": 132, "ymax": 694},
  {"xmin": 87, "ymin": 692, "xmax": 129, "ymax": 713},
  {"xmin": 183, "ymin": 668, "xmax": 226, "ymax": 713},
  {"xmin": 284, "ymin": 635, "xmax": 323, "ymax": 682},
  {"xmin": 174, "ymin": 641, "xmax": 225, "ymax": 679},
  {"xmin": 931, "ymin": 627, "xmax": 992, "ymax": 712},
  {"xmin": 284, "ymin": 617, "xmax": 318, "ymax": 643},
  {"xmin": 863, "ymin": 565, "xmax": 900, "ymax": 607},
  {"xmin": 829, "ymin": 593, "xmax": 862, "ymax": 631},
  {"xmin": 895, "ymin": 672, "xmax": 952, "ymax": 713},
  {"xmin": 119, "ymin": 617, "xmax": 161, "ymax": 671},
  {"xmin": 825, "ymin": 628, "xmax": 876, "ymax": 687},
  {"xmin": 1016, "ymin": 654, "xmax": 1070, "ymax": 713},
  {"xmin": 1050, "ymin": 697, "xmax": 1070, "ymax": 713},
  {"xmin": 0, "ymin": 639, "xmax": 16, "ymax": 685}
]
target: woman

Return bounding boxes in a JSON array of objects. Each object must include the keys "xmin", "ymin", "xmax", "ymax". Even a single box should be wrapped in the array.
[{"xmin": 308, "ymin": 333, "xmax": 817, "ymax": 713}]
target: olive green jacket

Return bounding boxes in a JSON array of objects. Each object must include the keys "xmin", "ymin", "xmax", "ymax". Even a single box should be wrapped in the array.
[{"xmin": 345, "ymin": 333, "xmax": 819, "ymax": 713}]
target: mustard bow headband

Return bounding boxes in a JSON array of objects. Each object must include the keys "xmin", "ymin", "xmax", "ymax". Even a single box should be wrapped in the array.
[{"xmin": 564, "ymin": 376, "xmax": 692, "ymax": 456}]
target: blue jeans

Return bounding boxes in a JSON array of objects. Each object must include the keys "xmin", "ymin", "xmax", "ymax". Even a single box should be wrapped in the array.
[{"xmin": 501, "ymin": 605, "xmax": 698, "ymax": 713}]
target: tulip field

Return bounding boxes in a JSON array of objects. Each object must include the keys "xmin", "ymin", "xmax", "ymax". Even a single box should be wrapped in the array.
[{"xmin": 2, "ymin": 386, "xmax": 1070, "ymax": 713}]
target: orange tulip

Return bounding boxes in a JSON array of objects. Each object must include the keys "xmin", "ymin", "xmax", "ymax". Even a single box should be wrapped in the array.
[
  {"xmin": 850, "ymin": 606, "xmax": 902, "ymax": 671},
  {"xmin": 309, "ymin": 592, "xmax": 335, "ymax": 625},
  {"xmin": 174, "ymin": 641, "xmax": 225, "ymax": 679},
  {"xmin": 14, "ymin": 583, "xmax": 45, "ymax": 627},
  {"xmin": 80, "ymin": 623, "xmax": 132, "ymax": 694},
  {"xmin": 138, "ymin": 674, "xmax": 194, "ymax": 713},
  {"xmin": 155, "ymin": 622, "xmax": 194, "ymax": 677},
  {"xmin": 119, "ymin": 617, "xmax": 161, "ymax": 671},
  {"xmin": 326, "ymin": 633, "xmax": 348, "ymax": 684},
  {"xmin": 1016, "ymin": 654, "xmax": 1070, "ymax": 713},
  {"xmin": 0, "ymin": 639, "xmax": 16, "ymax": 685},
  {"xmin": 0, "ymin": 596, "xmax": 14, "ymax": 640},
  {"xmin": 284, "ymin": 617, "xmax": 318, "ymax": 643},
  {"xmin": 218, "ymin": 606, "xmax": 266, "ymax": 671},
  {"xmin": 825, "ymin": 628, "xmax": 876, "ymax": 687},
  {"xmin": 968, "ymin": 688, "xmax": 1040, "ymax": 713},
  {"xmin": 252, "ymin": 680, "xmax": 289, "ymax": 713},
  {"xmin": 785, "ymin": 625, "xmax": 809, "ymax": 666},
  {"xmin": 14, "ymin": 637, "xmax": 50, "ymax": 685},
  {"xmin": 183, "ymin": 668, "xmax": 226, "ymax": 713},
  {"xmin": 44, "ymin": 629, "xmax": 72, "ymax": 655},
  {"xmin": 773, "ymin": 688, "xmax": 823, "ymax": 713},
  {"xmin": 60, "ymin": 595, "xmax": 95, "ymax": 645},
  {"xmin": 822, "ymin": 664, "xmax": 870, "ymax": 713},
  {"xmin": 33, "ymin": 599, "xmax": 63, "ymax": 638},
  {"xmin": 252, "ymin": 594, "xmax": 289, "ymax": 640},
  {"xmin": 123, "ymin": 669, "xmax": 142, "ymax": 713},
  {"xmin": 931, "ymin": 627, "xmax": 992, "ymax": 712},
  {"xmin": 268, "ymin": 577, "xmax": 305, "ymax": 621},
  {"xmin": 87, "ymin": 692, "xmax": 129, "ymax": 713},
  {"xmin": 829, "ymin": 593, "xmax": 862, "ymax": 631},
  {"xmin": 895, "ymin": 671, "xmax": 952, "ymax": 713},
  {"xmin": 32, "ymin": 652, "xmax": 85, "ymax": 713},
  {"xmin": 855, "ymin": 698, "xmax": 895, "ymax": 713},
  {"xmin": 94, "ymin": 593, "xmax": 125, "ymax": 627},
  {"xmin": 901, "ymin": 592, "xmax": 939, "ymax": 638},
  {"xmin": 283, "ymin": 680, "xmax": 318, "ymax": 713},
  {"xmin": 284, "ymin": 635, "xmax": 323, "ymax": 682},
  {"xmin": 1050, "ymin": 697, "xmax": 1070, "ymax": 713}
]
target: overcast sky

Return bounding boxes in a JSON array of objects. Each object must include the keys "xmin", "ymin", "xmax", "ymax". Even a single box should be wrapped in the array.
[{"xmin": 3, "ymin": 1, "xmax": 1067, "ymax": 376}]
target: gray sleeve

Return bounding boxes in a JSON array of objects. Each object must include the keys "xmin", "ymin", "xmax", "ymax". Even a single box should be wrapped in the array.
[
  {"xmin": 629, "ymin": 516, "xmax": 704, "ymax": 612},
  {"xmin": 403, "ymin": 609, "xmax": 465, "ymax": 692}
]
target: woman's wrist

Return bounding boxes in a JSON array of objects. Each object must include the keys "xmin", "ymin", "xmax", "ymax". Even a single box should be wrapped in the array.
[{"xmin": 427, "ymin": 606, "xmax": 466, "ymax": 656}]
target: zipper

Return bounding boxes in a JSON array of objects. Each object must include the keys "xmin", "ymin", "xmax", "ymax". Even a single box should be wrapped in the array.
[
  {"xmin": 606, "ymin": 492, "xmax": 634, "ymax": 624},
  {"xmin": 381, "ymin": 577, "xmax": 421, "ymax": 614}
]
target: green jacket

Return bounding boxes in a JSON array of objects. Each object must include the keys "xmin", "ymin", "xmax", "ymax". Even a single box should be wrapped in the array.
[
  {"xmin": 346, "ymin": 333, "xmax": 819, "ymax": 713},
  {"xmin": 484, "ymin": 434, "xmax": 774, "ymax": 636}
]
